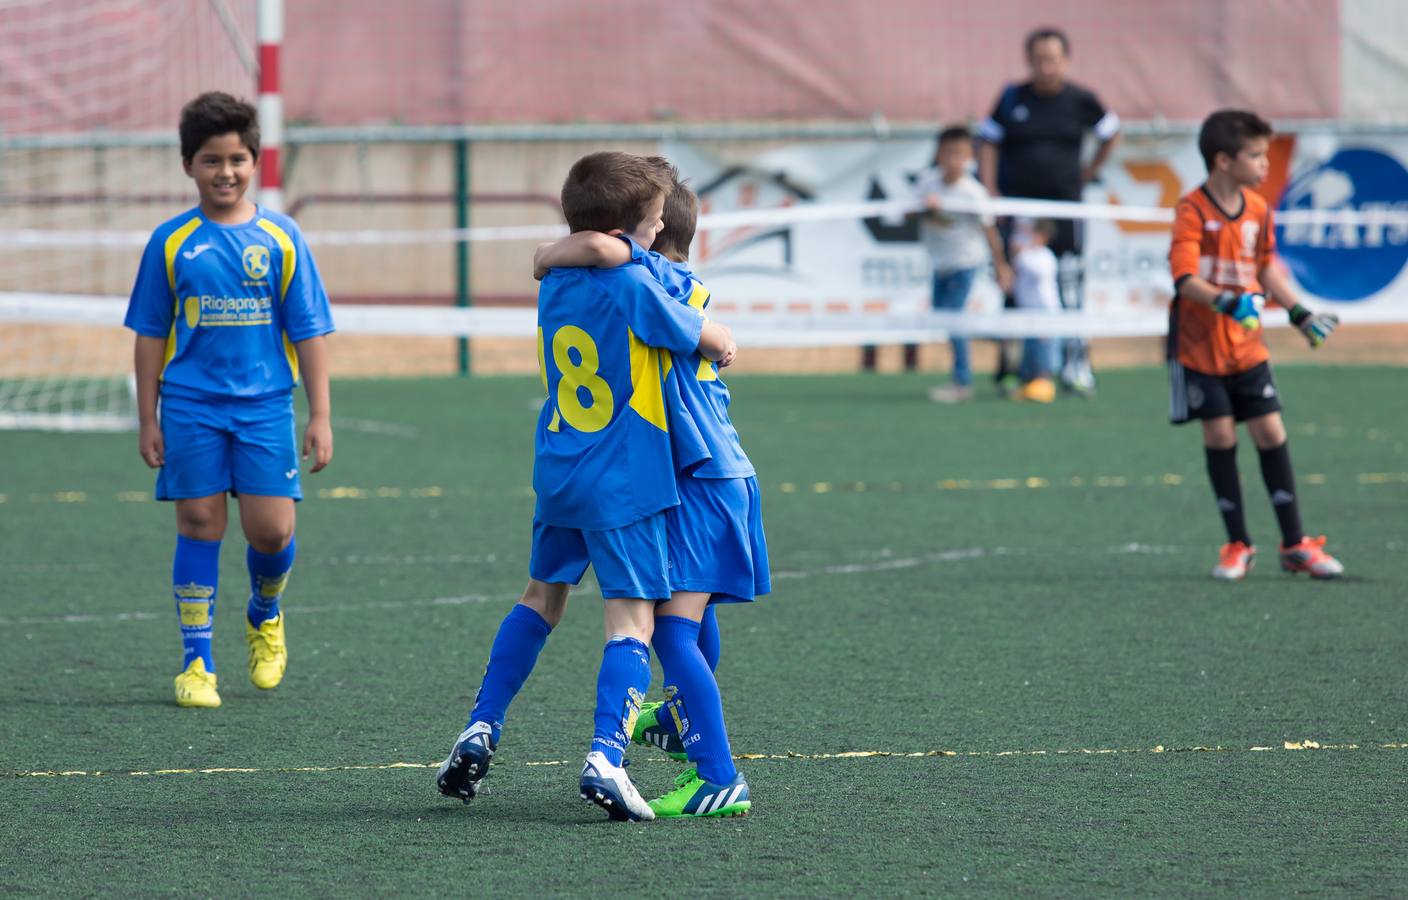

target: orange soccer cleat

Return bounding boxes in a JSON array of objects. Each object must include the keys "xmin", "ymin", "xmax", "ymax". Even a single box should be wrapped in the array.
[
  {"xmin": 1279, "ymin": 535, "xmax": 1344, "ymax": 579},
  {"xmin": 1212, "ymin": 541, "xmax": 1256, "ymax": 581}
]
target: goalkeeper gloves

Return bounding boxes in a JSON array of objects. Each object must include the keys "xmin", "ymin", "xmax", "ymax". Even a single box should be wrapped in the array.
[
  {"xmin": 1289, "ymin": 304, "xmax": 1339, "ymax": 348},
  {"xmin": 1214, "ymin": 290, "xmax": 1266, "ymax": 330}
]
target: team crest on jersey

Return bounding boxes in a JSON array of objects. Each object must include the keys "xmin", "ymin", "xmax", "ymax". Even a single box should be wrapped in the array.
[
  {"xmin": 1012, "ymin": 104, "xmax": 1030, "ymax": 122},
  {"xmin": 242, "ymin": 244, "xmax": 271, "ymax": 280}
]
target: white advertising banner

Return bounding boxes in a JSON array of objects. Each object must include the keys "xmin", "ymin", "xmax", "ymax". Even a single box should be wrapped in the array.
[{"xmin": 664, "ymin": 131, "xmax": 1408, "ymax": 330}]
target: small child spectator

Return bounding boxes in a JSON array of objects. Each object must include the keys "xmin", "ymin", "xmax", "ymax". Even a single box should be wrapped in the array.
[
  {"xmin": 915, "ymin": 125, "xmax": 1012, "ymax": 403},
  {"xmin": 1010, "ymin": 218, "xmax": 1061, "ymax": 403}
]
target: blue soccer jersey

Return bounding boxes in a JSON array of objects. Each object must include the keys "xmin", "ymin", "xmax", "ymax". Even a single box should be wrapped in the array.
[
  {"xmin": 124, "ymin": 206, "xmax": 334, "ymax": 398},
  {"xmin": 533, "ymin": 257, "xmax": 708, "ymax": 531},
  {"xmin": 634, "ymin": 248, "xmax": 755, "ymax": 480}
]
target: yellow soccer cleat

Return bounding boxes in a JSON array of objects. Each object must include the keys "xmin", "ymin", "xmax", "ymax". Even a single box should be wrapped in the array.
[
  {"xmin": 174, "ymin": 657, "xmax": 221, "ymax": 708},
  {"xmin": 245, "ymin": 613, "xmax": 288, "ymax": 690}
]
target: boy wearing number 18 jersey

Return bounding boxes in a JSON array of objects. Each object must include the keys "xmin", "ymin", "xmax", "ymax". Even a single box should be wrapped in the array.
[
  {"xmin": 436, "ymin": 153, "xmax": 735, "ymax": 822},
  {"xmin": 535, "ymin": 175, "xmax": 769, "ymax": 818}
]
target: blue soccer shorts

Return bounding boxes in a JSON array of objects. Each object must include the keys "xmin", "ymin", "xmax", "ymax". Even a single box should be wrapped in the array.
[
  {"xmin": 665, "ymin": 474, "xmax": 770, "ymax": 604},
  {"xmin": 156, "ymin": 387, "xmax": 301, "ymax": 501},
  {"xmin": 529, "ymin": 512, "xmax": 672, "ymax": 600}
]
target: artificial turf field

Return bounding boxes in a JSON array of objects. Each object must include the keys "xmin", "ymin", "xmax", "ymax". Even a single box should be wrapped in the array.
[{"xmin": 2, "ymin": 365, "xmax": 1406, "ymax": 896}]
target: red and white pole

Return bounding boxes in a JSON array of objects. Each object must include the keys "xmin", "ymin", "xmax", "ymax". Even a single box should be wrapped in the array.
[{"xmin": 256, "ymin": 0, "xmax": 284, "ymax": 212}]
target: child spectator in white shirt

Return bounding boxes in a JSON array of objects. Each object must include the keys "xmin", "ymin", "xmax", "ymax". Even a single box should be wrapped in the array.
[
  {"xmin": 915, "ymin": 126, "xmax": 1012, "ymax": 403},
  {"xmin": 1010, "ymin": 218, "xmax": 1061, "ymax": 402}
]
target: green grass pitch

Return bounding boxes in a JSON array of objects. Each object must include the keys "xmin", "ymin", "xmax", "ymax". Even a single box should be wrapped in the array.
[{"xmin": 2, "ymin": 366, "xmax": 1406, "ymax": 895}]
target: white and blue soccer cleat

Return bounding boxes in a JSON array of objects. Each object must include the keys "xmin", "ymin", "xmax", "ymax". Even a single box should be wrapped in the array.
[
  {"xmin": 436, "ymin": 721, "xmax": 495, "ymax": 804},
  {"xmin": 579, "ymin": 751, "xmax": 655, "ymax": 822}
]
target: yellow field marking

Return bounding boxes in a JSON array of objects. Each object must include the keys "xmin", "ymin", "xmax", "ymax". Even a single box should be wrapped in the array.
[
  {"xmin": 10, "ymin": 739, "xmax": 1404, "ymax": 780},
  {"xmin": 116, "ymin": 491, "xmax": 148, "ymax": 502},
  {"xmin": 1358, "ymin": 472, "xmax": 1408, "ymax": 484}
]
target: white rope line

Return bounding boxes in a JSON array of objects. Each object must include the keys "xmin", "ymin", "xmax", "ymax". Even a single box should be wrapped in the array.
[
  {"xmin": 8, "ymin": 291, "xmax": 1408, "ymax": 341},
  {"xmin": 0, "ymin": 197, "xmax": 1400, "ymax": 249}
]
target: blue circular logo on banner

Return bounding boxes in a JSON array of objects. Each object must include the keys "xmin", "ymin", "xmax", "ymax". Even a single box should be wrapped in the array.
[{"xmin": 1276, "ymin": 148, "xmax": 1408, "ymax": 301}]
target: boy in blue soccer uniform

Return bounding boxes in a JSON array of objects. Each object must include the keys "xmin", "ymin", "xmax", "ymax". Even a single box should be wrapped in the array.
[
  {"xmin": 534, "ymin": 175, "xmax": 769, "ymax": 818},
  {"xmin": 436, "ymin": 152, "xmax": 736, "ymax": 822},
  {"xmin": 124, "ymin": 93, "xmax": 334, "ymax": 709}
]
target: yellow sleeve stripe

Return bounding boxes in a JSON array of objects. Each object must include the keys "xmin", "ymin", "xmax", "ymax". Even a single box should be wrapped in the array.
[
  {"xmin": 160, "ymin": 217, "xmax": 203, "ymax": 376},
  {"xmin": 256, "ymin": 218, "xmax": 297, "ymax": 301},
  {"xmin": 257, "ymin": 218, "xmax": 301, "ymax": 381},
  {"xmin": 687, "ymin": 281, "xmax": 718, "ymax": 380},
  {"xmin": 687, "ymin": 281, "xmax": 710, "ymax": 311},
  {"xmin": 163, "ymin": 217, "xmax": 202, "ymax": 297}
]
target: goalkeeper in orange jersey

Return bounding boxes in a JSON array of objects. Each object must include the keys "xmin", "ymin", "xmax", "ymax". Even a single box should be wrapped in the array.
[{"xmin": 1167, "ymin": 109, "xmax": 1343, "ymax": 581}]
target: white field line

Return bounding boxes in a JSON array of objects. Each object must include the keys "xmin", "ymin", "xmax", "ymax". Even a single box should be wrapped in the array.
[{"xmin": 0, "ymin": 543, "xmax": 1183, "ymax": 628}]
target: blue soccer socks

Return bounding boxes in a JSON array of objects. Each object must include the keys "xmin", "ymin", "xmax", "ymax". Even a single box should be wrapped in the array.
[
  {"xmin": 647, "ymin": 605, "xmax": 720, "ymax": 745},
  {"xmin": 698, "ymin": 603, "xmax": 721, "ymax": 672},
  {"xmin": 173, "ymin": 535, "xmax": 220, "ymax": 672},
  {"xmin": 246, "ymin": 537, "xmax": 295, "ymax": 627},
  {"xmin": 591, "ymin": 635, "xmax": 651, "ymax": 766},
  {"xmin": 652, "ymin": 615, "xmax": 736, "ymax": 785},
  {"xmin": 469, "ymin": 603, "xmax": 553, "ymax": 744}
]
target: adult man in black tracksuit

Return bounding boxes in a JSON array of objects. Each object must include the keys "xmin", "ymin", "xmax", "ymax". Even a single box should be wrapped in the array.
[{"xmin": 977, "ymin": 27, "xmax": 1121, "ymax": 395}]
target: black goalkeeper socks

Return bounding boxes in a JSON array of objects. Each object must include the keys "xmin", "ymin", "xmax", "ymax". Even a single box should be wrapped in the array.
[
  {"xmin": 1205, "ymin": 445, "xmax": 1251, "ymax": 545},
  {"xmin": 1258, "ymin": 442, "xmax": 1304, "ymax": 547}
]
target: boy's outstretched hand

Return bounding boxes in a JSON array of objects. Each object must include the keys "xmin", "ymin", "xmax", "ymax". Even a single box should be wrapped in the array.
[
  {"xmin": 303, "ymin": 415, "xmax": 333, "ymax": 473},
  {"xmin": 1214, "ymin": 290, "xmax": 1266, "ymax": 330},
  {"xmin": 1290, "ymin": 304, "xmax": 1339, "ymax": 348}
]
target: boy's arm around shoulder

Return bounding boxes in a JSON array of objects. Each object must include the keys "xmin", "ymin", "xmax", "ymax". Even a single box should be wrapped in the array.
[
  {"xmin": 533, "ymin": 232, "xmax": 632, "ymax": 281},
  {"xmin": 610, "ymin": 263, "xmax": 738, "ymax": 361}
]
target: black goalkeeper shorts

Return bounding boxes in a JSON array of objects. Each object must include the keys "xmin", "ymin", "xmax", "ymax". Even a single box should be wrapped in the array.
[{"xmin": 1169, "ymin": 360, "xmax": 1282, "ymax": 425}]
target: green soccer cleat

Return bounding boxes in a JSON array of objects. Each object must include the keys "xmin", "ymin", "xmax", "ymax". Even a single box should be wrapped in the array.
[
  {"xmin": 648, "ymin": 768, "xmax": 751, "ymax": 819},
  {"xmin": 632, "ymin": 701, "xmax": 688, "ymax": 761}
]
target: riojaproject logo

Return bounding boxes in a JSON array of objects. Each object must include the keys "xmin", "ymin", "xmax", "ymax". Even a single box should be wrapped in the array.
[{"xmin": 1276, "ymin": 148, "xmax": 1408, "ymax": 301}]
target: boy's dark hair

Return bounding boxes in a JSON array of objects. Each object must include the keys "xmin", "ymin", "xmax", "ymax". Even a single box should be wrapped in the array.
[
  {"xmin": 179, "ymin": 92, "xmax": 260, "ymax": 162},
  {"xmin": 561, "ymin": 152, "xmax": 674, "ymax": 234},
  {"xmin": 1032, "ymin": 218, "xmax": 1059, "ymax": 242},
  {"xmin": 653, "ymin": 179, "xmax": 699, "ymax": 261},
  {"xmin": 1198, "ymin": 109, "xmax": 1273, "ymax": 171},
  {"xmin": 937, "ymin": 125, "xmax": 972, "ymax": 147},
  {"xmin": 1025, "ymin": 27, "xmax": 1070, "ymax": 57}
]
